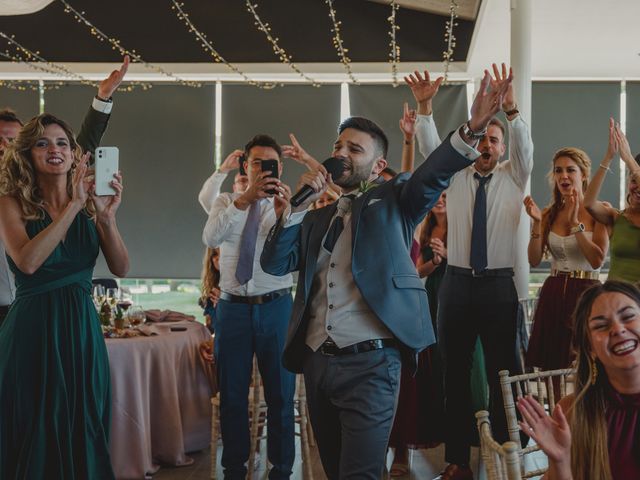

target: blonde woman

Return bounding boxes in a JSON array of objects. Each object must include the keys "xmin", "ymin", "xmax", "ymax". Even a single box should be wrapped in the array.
[
  {"xmin": 518, "ymin": 280, "xmax": 640, "ymax": 479},
  {"xmin": 0, "ymin": 113, "xmax": 128, "ymax": 479},
  {"xmin": 199, "ymin": 247, "xmax": 221, "ymax": 334},
  {"xmin": 524, "ymin": 147, "xmax": 608, "ymax": 376}
]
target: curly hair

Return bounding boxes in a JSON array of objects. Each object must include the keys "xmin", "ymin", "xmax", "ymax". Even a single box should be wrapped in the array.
[{"xmin": 0, "ymin": 113, "xmax": 88, "ymax": 220}]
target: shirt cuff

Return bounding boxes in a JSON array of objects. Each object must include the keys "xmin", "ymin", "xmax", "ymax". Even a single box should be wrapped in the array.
[
  {"xmin": 451, "ymin": 126, "xmax": 480, "ymax": 161},
  {"xmin": 92, "ymin": 97, "xmax": 113, "ymax": 114},
  {"xmin": 416, "ymin": 113, "xmax": 434, "ymax": 122},
  {"xmin": 283, "ymin": 208, "xmax": 308, "ymax": 228}
]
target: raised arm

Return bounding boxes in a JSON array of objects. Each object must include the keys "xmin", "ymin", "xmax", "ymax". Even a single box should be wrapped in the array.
[
  {"xmin": 76, "ymin": 56, "xmax": 129, "ymax": 156},
  {"xmin": 399, "ymin": 102, "xmax": 417, "ymax": 173},
  {"xmin": 491, "ymin": 63, "xmax": 533, "ymax": 189},
  {"xmin": 91, "ymin": 171, "xmax": 129, "ymax": 277},
  {"xmin": 0, "ymin": 156, "xmax": 90, "ymax": 275},
  {"xmin": 584, "ymin": 119, "xmax": 620, "ymax": 228},
  {"xmin": 198, "ymin": 149, "xmax": 243, "ymax": 214},
  {"xmin": 405, "ymin": 69, "xmax": 443, "ymax": 160}
]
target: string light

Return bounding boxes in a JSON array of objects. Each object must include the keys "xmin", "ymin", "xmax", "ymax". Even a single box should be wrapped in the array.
[
  {"xmin": 442, "ymin": 0, "xmax": 459, "ymax": 82},
  {"xmin": 0, "ymin": 30, "xmax": 98, "ymax": 88},
  {"xmin": 326, "ymin": 0, "xmax": 358, "ymax": 84},
  {"xmin": 0, "ymin": 31, "xmax": 150, "ymax": 92},
  {"xmin": 59, "ymin": 0, "xmax": 197, "ymax": 88},
  {"xmin": 0, "ymin": 50, "xmax": 65, "ymax": 90},
  {"xmin": 171, "ymin": 0, "xmax": 278, "ymax": 90},
  {"xmin": 388, "ymin": 0, "xmax": 400, "ymax": 87},
  {"xmin": 245, "ymin": 1, "xmax": 320, "ymax": 87}
]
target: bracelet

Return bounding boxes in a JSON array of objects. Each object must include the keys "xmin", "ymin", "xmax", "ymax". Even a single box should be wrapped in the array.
[
  {"xmin": 404, "ymin": 139, "xmax": 413, "ymax": 145},
  {"xmin": 599, "ymin": 164, "xmax": 612, "ymax": 173},
  {"xmin": 530, "ymin": 232, "xmax": 541, "ymax": 239}
]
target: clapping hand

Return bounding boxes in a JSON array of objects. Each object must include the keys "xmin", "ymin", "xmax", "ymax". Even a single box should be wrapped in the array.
[
  {"xmin": 517, "ymin": 395, "xmax": 572, "ymax": 464},
  {"xmin": 273, "ymin": 182, "xmax": 293, "ymax": 219},
  {"xmin": 399, "ymin": 102, "xmax": 417, "ymax": 139},
  {"xmin": 566, "ymin": 187, "xmax": 582, "ymax": 227},
  {"xmin": 605, "ymin": 117, "xmax": 618, "ymax": 160},
  {"xmin": 429, "ymin": 237, "xmax": 447, "ymax": 264},
  {"xmin": 524, "ymin": 195, "xmax": 542, "ymax": 222},
  {"xmin": 72, "ymin": 152, "xmax": 92, "ymax": 207},
  {"xmin": 98, "ymin": 55, "xmax": 130, "ymax": 100},
  {"xmin": 469, "ymin": 67, "xmax": 513, "ymax": 133},
  {"xmin": 404, "ymin": 69, "xmax": 443, "ymax": 115}
]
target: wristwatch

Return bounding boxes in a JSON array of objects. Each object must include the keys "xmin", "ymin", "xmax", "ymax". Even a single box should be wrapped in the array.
[
  {"xmin": 461, "ymin": 121, "xmax": 487, "ymax": 141},
  {"xmin": 570, "ymin": 223, "xmax": 586, "ymax": 234}
]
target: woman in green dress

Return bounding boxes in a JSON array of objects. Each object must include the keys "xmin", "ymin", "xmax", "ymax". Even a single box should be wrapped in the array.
[
  {"xmin": 585, "ymin": 119, "xmax": 640, "ymax": 283},
  {"xmin": 0, "ymin": 113, "xmax": 128, "ymax": 479}
]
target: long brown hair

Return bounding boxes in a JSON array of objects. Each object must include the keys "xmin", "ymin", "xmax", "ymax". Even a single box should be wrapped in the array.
[
  {"xmin": 0, "ymin": 113, "xmax": 87, "ymax": 220},
  {"xmin": 541, "ymin": 148, "xmax": 592, "ymax": 252},
  {"xmin": 418, "ymin": 198, "xmax": 447, "ymax": 262},
  {"xmin": 200, "ymin": 247, "xmax": 220, "ymax": 306},
  {"xmin": 568, "ymin": 280, "xmax": 640, "ymax": 480}
]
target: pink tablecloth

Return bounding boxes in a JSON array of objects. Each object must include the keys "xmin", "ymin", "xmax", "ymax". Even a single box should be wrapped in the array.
[{"xmin": 106, "ymin": 321, "xmax": 213, "ymax": 479}]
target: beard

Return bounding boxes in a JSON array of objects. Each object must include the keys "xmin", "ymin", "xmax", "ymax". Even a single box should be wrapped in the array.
[{"xmin": 334, "ymin": 158, "xmax": 375, "ymax": 189}]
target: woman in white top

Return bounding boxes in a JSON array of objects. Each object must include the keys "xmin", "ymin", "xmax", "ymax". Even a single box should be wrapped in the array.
[{"xmin": 524, "ymin": 147, "xmax": 609, "ymax": 374}]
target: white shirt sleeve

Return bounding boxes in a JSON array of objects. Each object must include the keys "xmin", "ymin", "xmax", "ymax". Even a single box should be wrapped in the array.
[
  {"xmin": 415, "ymin": 114, "xmax": 442, "ymax": 160},
  {"xmin": 198, "ymin": 171, "xmax": 228, "ymax": 214},
  {"xmin": 505, "ymin": 115, "xmax": 534, "ymax": 189},
  {"xmin": 450, "ymin": 126, "xmax": 481, "ymax": 161},
  {"xmin": 202, "ymin": 193, "xmax": 245, "ymax": 248},
  {"xmin": 92, "ymin": 96, "xmax": 113, "ymax": 114}
]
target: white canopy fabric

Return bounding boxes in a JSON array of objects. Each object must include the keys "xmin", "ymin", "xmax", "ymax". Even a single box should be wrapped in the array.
[{"xmin": 0, "ymin": 0, "xmax": 54, "ymax": 16}]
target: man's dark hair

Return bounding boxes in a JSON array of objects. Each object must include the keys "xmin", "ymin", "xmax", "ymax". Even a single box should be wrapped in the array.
[
  {"xmin": 0, "ymin": 108, "xmax": 23, "ymax": 126},
  {"xmin": 488, "ymin": 117, "xmax": 505, "ymax": 139},
  {"xmin": 244, "ymin": 134, "xmax": 281, "ymax": 159},
  {"xmin": 338, "ymin": 116, "xmax": 389, "ymax": 159}
]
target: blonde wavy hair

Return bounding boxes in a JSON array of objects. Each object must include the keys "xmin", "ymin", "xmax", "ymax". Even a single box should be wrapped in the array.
[
  {"xmin": 200, "ymin": 247, "xmax": 220, "ymax": 307},
  {"xmin": 0, "ymin": 113, "xmax": 89, "ymax": 220},
  {"xmin": 568, "ymin": 280, "xmax": 640, "ymax": 480},
  {"xmin": 541, "ymin": 147, "xmax": 592, "ymax": 253}
]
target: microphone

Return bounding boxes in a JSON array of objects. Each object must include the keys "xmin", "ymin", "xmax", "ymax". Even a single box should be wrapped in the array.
[{"xmin": 290, "ymin": 157, "xmax": 345, "ymax": 207}]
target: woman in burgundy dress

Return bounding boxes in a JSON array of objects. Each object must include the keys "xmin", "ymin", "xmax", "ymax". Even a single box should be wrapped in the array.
[{"xmin": 518, "ymin": 280, "xmax": 640, "ymax": 480}]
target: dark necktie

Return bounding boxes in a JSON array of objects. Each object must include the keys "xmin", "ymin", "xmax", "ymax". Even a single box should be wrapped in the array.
[
  {"xmin": 323, "ymin": 195, "xmax": 355, "ymax": 253},
  {"xmin": 470, "ymin": 173, "xmax": 493, "ymax": 273},
  {"xmin": 235, "ymin": 201, "xmax": 261, "ymax": 285}
]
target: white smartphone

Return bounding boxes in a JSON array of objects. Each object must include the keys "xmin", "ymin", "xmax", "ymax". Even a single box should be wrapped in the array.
[{"xmin": 94, "ymin": 147, "xmax": 119, "ymax": 196}]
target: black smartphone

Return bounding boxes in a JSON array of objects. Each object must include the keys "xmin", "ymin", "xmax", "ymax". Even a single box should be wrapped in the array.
[
  {"xmin": 261, "ymin": 159, "xmax": 279, "ymax": 195},
  {"xmin": 238, "ymin": 154, "xmax": 247, "ymax": 176}
]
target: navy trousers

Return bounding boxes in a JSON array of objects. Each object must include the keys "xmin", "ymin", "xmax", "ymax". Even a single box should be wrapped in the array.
[{"xmin": 214, "ymin": 294, "xmax": 296, "ymax": 479}]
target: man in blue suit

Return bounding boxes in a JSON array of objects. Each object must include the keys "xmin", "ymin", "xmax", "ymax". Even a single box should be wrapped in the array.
[{"xmin": 261, "ymin": 71, "xmax": 511, "ymax": 479}]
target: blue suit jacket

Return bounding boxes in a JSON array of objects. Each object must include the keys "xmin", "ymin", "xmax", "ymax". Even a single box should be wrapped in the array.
[{"xmin": 261, "ymin": 134, "xmax": 473, "ymax": 373}]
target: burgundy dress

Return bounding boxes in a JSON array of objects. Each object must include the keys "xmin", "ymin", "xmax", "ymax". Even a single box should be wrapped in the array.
[{"xmin": 606, "ymin": 383, "xmax": 640, "ymax": 479}]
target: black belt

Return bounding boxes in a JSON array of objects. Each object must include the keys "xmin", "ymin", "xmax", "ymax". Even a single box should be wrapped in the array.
[
  {"xmin": 319, "ymin": 338, "xmax": 397, "ymax": 356},
  {"xmin": 219, "ymin": 288, "xmax": 291, "ymax": 305},
  {"xmin": 0, "ymin": 305, "xmax": 9, "ymax": 315},
  {"xmin": 447, "ymin": 265, "xmax": 514, "ymax": 278}
]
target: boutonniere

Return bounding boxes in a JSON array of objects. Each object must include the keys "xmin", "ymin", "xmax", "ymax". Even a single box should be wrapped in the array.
[{"xmin": 359, "ymin": 180, "xmax": 377, "ymax": 194}]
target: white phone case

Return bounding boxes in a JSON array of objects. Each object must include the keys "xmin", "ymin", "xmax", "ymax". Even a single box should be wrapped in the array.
[{"xmin": 95, "ymin": 147, "xmax": 119, "ymax": 196}]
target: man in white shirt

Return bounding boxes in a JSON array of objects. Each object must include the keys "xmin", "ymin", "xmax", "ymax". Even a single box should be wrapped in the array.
[
  {"xmin": 0, "ymin": 57, "xmax": 129, "ymax": 326},
  {"xmin": 408, "ymin": 65, "xmax": 534, "ymax": 480},
  {"xmin": 202, "ymin": 135, "xmax": 295, "ymax": 480},
  {"xmin": 198, "ymin": 149, "xmax": 248, "ymax": 214},
  {"xmin": 260, "ymin": 71, "xmax": 512, "ymax": 480}
]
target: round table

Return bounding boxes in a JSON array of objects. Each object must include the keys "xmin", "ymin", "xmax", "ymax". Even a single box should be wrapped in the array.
[{"xmin": 106, "ymin": 321, "xmax": 212, "ymax": 479}]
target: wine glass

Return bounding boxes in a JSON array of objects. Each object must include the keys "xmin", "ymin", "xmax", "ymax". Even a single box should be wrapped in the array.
[
  {"xmin": 117, "ymin": 289, "xmax": 133, "ymax": 312},
  {"xmin": 128, "ymin": 306, "xmax": 146, "ymax": 326},
  {"xmin": 106, "ymin": 288, "xmax": 119, "ymax": 308},
  {"xmin": 92, "ymin": 285, "xmax": 106, "ymax": 309}
]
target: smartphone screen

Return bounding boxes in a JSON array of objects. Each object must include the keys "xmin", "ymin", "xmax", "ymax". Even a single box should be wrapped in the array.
[
  {"xmin": 261, "ymin": 159, "xmax": 279, "ymax": 195},
  {"xmin": 95, "ymin": 147, "xmax": 119, "ymax": 196}
]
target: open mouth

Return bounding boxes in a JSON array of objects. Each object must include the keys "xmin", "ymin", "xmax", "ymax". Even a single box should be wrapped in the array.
[
  {"xmin": 559, "ymin": 182, "xmax": 571, "ymax": 189},
  {"xmin": 46, "ymin": 156, "xmax": 64, "ymax": 165},
  {"xmin": 481, "ymin": 152, "xmax": 491, "ymax": 160},
  {"xmin": 611, "ymin": 339, "xmax": 638, "ymax": 356}
]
